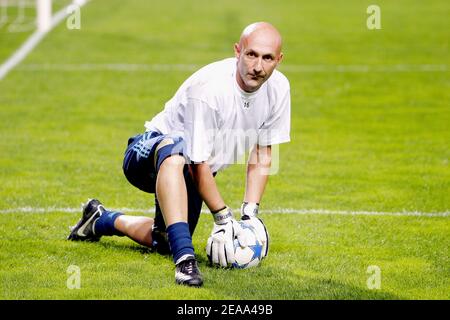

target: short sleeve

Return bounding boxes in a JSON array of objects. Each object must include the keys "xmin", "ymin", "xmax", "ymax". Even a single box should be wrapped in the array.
[
  {"xmin": 258, "ymin": 89, "xmax": 291, "ymax": 146},
  {"xmin": 183, "ymin": 96, "xmax": 219, "ymax": 163}
]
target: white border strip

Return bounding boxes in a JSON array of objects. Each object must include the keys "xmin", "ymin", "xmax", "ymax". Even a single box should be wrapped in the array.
[
  {"xmin": 0, "ymin": 0, "xmax": 89, "ymax": 80},
  {"xmin": 16, "ymin": 63, "xmax": 449, "ymax": 73},
  {"xmin": 0, "ymin": 207, "xmax": 448, "ymax": 217}
]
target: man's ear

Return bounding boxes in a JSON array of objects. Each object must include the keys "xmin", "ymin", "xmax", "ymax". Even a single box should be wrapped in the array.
[
  {"xmin": 277, "ymin": 52, "xmax": 284, "ymax": 65},
  {"xmin": 234, "ymin": 43, "xmax": 241, "ymax": 58}
]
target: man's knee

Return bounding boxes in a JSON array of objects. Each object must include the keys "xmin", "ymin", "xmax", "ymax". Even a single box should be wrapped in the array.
[
  {"xmin": 154, "ymin": 137, "xmax": 186, "ymax": 170},
  {"xmin": 160, "ymin": 154, "xmax": 186, "ymax": 169}
]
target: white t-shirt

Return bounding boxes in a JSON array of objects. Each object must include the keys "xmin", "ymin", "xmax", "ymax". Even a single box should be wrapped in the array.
[{"xmin": 145, "ymin": 57, "xmax": 291, "ymax": 173}]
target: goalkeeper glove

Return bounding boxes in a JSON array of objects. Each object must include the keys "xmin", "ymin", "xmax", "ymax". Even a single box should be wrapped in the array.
[
  {"xmin": 206, "ymin": 206, "xmax": 240, "ymax": 267},
  {"xmin": 240, "ymin": 202, "xmax": 269, "ymax": 258}
]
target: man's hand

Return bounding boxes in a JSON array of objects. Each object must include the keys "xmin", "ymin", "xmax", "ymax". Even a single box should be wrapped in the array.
[
  {"xmin": 206, "ymin": 206, "xmax": 239, "ymax": 267},
  {"xmin": 240, "ymin": 202, "xmax": 269, "ymax": 259}
]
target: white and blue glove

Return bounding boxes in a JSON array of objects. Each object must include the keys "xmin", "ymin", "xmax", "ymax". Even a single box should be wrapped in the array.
[
  {"xmin": 240, "ymin": 202, "xmax": 269, "ymax": 259},
  {"xmin": 206, "ymin": 206, "xmax": 240, "ymax": 267}
]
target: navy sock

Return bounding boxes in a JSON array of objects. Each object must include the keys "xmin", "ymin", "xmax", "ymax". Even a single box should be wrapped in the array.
[
  {"xmin": 93, "ymin": 211, "xmax": 124, "ymax": 236},
  {"xmin": 167, "ymin": 222, "xmax": 195, "ymax": 264}
]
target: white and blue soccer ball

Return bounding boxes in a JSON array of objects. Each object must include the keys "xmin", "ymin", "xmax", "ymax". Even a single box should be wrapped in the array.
[{"xmin": 232, "ymin": 222, "xmax": 264, "ymax": 269}]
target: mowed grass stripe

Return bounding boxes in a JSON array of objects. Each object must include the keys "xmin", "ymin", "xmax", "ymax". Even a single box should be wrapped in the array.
[
  {"xmin": 15, "ymin": 63, "xmax": 449, "ymax": 73},
  {"xmin": 0, "ymin": 207, "xmax": 448, "ymax": 217}
]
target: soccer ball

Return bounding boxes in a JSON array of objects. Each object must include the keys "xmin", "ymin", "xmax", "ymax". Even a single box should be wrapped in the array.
[{"xmin": 232, "ymin": 221, "xmax": 264, "ymax": 269}]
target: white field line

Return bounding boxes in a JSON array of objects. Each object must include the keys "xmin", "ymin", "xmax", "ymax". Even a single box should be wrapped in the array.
[
  {"xmin": 0, "ymin": 207, "xmax": 448, "ymax": 217},
  {"xmin": 0, "ymin": 0, "xmax": 89, "ymax": 81},
  {"xmin": 16, "ymin": 63, "xmax": 449, "ymax": 73}
]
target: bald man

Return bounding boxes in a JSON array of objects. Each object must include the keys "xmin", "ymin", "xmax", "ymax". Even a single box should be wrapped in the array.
[{"xmin": 67, "ymin": 22, "xmax": 291, "ymax": 287}]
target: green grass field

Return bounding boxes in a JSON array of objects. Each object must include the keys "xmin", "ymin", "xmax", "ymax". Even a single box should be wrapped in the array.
[{"xmin": 0, "ymin": 0, "xmax": 449, "ymax": 299}]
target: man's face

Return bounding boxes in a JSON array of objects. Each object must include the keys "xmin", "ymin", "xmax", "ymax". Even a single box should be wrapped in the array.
[{"xmin": 235, "ymin": 31, "xmax": 283, "ymax": 92}]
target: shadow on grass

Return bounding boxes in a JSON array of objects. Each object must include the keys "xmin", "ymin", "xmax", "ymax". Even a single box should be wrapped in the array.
[
  {"xmin": 203, "ymin": 265, "xmax": 404, "ymax": 300},
  {"xmin": 95, "ymin": 239, "xmax": 165, "ymax": 255}
]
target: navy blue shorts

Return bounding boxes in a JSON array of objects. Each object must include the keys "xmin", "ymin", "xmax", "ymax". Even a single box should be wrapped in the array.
[
  {"xmin": 123, "ymin": 131, "xmax": 186, "ymax": 193},
  {"xmin": 122, "ymin": 131, "xmax": 204, "ymax": 239}
]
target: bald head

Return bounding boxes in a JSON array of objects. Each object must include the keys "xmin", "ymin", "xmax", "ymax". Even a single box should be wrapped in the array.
[
  {"xmin": 239, "ymin": 22, "xmax": 282, "ymax": 55},
  {"xmin": 234, "ymin": 22, "xmax": 284, "ymax": 92}
]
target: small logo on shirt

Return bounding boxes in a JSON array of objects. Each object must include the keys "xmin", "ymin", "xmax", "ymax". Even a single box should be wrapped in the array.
[{"xmin": 243, "ymin": 101, "xmax": 250, "ymax": 109}]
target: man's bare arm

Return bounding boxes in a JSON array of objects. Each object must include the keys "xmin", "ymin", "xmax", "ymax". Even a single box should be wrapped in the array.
[
  {"xmin": 244, "ymin": 145, "xmax": 272, "ymax": 204},
  {"xmin": 190, "ymin": 162, "xmax": 226, "ymax": 212}
]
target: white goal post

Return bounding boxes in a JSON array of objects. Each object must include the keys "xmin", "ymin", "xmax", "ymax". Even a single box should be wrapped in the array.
[{"xmin": 36, "ymin": 0, "xmax": 51, "ymax": 32}]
